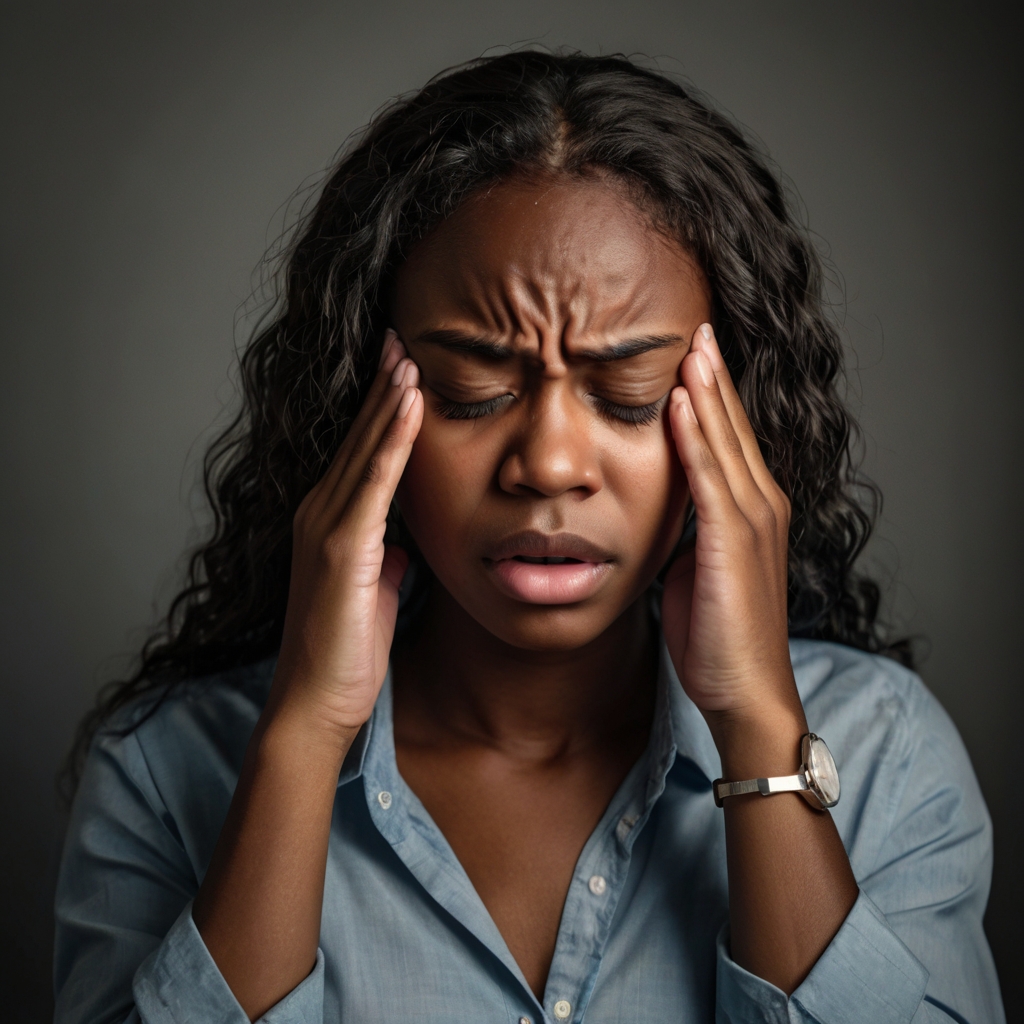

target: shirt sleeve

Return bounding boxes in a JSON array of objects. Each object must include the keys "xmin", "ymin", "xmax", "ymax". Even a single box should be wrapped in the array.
[
  {"xmin": 714, "ymin": 672, "xmax": 1005, "ymax": 1024},
  {"xmin": 53, "ymin": 725, "xmax": 325, "ymax": 1024}
]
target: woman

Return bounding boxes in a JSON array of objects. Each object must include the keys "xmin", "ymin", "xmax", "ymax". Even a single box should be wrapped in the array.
[{"xmin": 55, "ymin": 52, "xmax": 1003, "ymax": 1023}]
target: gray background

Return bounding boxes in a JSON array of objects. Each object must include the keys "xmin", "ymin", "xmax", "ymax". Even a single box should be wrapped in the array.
[{"xmin": 2, "ymin": 1, "xmax": 1021, "ymax": 1019}]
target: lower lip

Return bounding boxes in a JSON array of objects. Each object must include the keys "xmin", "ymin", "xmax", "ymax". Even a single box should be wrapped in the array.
[{"xmin": 486, "ymin": 558, "xmax": 611, "ymax": 604}]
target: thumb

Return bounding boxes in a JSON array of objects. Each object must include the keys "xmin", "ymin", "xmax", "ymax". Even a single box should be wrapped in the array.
[
  {"xmin": 377, "ymin": 544, "xmax": 410, "ymax": 631},
  {"xmin": 661, "ymin": 548, "xmax": 695, "ymax": 677}
]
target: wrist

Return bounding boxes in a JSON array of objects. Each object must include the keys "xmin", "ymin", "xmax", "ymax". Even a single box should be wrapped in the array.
[
  {"xmin": 704, "ymin": 698, "xmax": 807, "ymax": 780},
  {"xmin": 256, "ymin": 689, "xmax": 362, "ymax": 775}
]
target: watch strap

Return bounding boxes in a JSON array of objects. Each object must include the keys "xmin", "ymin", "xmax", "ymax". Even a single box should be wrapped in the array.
[{"xmin": 713, "ymin": 771, "xmax": 809, "ymax": 807}]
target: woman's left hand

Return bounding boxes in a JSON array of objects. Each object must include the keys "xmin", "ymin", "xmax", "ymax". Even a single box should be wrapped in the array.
[{"xmin": 661, "ymin": 323, "xmax": 803, "ymax": 739}]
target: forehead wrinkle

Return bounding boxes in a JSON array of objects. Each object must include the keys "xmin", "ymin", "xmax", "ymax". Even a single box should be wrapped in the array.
[
  {"xmin": 561, "ymin": 271, "xmax": 659, "ymax": 354},
  {"xmin": 394, "ymin": 174, "xmax": 708, "ymax": 366},
  {"xmin": 488, "ymin": 269, "xmax": 571, "ymax": 358},
  {"xmin": 505, "ymin": 247, "xmax": 648, "ymax": 347}
]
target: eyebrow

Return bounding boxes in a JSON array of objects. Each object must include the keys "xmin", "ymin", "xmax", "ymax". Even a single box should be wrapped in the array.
[{"xmin": 414, "ymin": 329, "xmax": 685, "ymax": 362}]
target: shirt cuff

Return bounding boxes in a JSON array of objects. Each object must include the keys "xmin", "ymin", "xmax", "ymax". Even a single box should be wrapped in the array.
[
  {"xmin": 131, "ymin": 901, "xmax": 325, "ymax": 1024},
  {"xmin": 716, "ymin": 890, "xmax": 929, "ymax": 1024}
]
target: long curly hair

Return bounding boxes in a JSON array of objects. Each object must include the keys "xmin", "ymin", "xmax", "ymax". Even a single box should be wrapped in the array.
[{"xmin": 63, "ymin": 50, "xmax": 908, "ymax": 795}]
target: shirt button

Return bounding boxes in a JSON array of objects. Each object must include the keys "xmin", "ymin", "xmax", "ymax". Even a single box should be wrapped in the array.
[
  {"xmin": 377, "ymin": 790, "xmax": 392, "ymax": 809},
  {"xmin": 519, "ymin": 1018, "xmax": 531, "ymax": 1024},
  {"xmin": 588, "ymin": 874, "xmax": 607, "ymax": 896},
  {"xmin": 553, "ymin": 999, "xmax": 572, "ymax": 1020}
]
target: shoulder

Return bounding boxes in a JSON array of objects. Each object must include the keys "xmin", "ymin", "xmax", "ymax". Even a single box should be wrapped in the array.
[
  {"xmin": 71, "ymin": 660, "xmax": 275, "ymax": 876},
  {"xmin": 789, "ymin": 640, "xmax": 989, "ymax": 868},
  {"xmin": 91, "ymin": 659, "xmax": 275, "ymax": 802},
  {"xmin": 791, "ymin": 638, "xmax": 966, "ymax": 764}
]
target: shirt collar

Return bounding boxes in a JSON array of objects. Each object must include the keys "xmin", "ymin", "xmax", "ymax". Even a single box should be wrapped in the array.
[
  {"xmin": 337, "ymin": 705, "xmax": 375, "ymax": 787},
  {"xmin": 339, "ymin": 633, "xmax": 722, "ymax": 790}
]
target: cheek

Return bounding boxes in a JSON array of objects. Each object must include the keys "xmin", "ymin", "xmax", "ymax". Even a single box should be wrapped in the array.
[
  {"xmin": 604, "ymin": 427, "xmax": 689, "ymax": 553},
  {"xmin": 395, "ymin": 415, "xmax": 495, "ymax": 548}
]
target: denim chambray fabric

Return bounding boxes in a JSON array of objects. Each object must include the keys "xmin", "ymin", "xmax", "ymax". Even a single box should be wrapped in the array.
[{"xmin": 54, "ymin": 639, "xmax": 1004, "ymax": 1024}]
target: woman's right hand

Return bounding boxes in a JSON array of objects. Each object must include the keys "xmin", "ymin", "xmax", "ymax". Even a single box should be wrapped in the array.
[{"xmin": 268, "ymin": 329, "xmax": 422, "ymax": 738}]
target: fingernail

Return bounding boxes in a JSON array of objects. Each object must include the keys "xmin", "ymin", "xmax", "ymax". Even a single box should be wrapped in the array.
[
  {"xmin": 391, "ymin": 357, "xmax": 409, "ymax": 387},
  {"xmin": 694, "ymin": 350, "xmax": 714, "ymax": 387},
  {"xmin": 378, "ymin": 330, "xmax": 397, "ymax": 369},
  {"xmin": 382, "ymin": 339, "xmax": 406, "ymax": 376},
  {"xmin": 700, "ymin": 323, "xmax": 713, "ymax": 343},
  {"xmin": 395, "ymin": 387, "xmax": 417, "ymax": 419}
]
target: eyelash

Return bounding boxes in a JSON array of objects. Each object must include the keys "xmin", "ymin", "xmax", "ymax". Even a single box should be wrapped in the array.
[
  {"xmin": 435, "ymin": 395, "xmax": 514, "ymax": 420},
  {"xmin": 591, "ymin": 395, "xmax": 664, "ymax": 427},
  {"xmin": 434, "ymin": 393, "xmax": 665, "ymax": 426}
]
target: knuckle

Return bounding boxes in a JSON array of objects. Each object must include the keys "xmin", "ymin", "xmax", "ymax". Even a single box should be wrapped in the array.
[
  {"xmin": 348, "ymin": 423, "xmax": 374, "ymax": 461},
  {"xmin": 697, "ymin": 443, "xmax": 719, "ymax": 474},
  {"xmin": 777, "ymin": 490, "xmax": 793, "ymax": 523},
  {"xmin": 737, "ymin": 516, "xmax": 759, "ymax": 548},
  {"xmin": 722, "ymin": 434, "xmax": 745, "ymax": 462},
  {"xmin": 765, "ymin": 484, "xmax": 792, "ymax": 528},
  {"xmin": 750, "ymin": 497, "xmax": 777, "ymax": 535},
  {"xmin": 361, "ymin": 451, "xmax": 389, "ymax": 488},
  {"xmin": 319, "ymin": 528, "xmax": 352, "ymax": 569}
]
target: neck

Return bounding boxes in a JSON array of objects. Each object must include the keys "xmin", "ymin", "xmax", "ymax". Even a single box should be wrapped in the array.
[{"xmin": 393, "ymin": 585, "xmax": 658, "ymax": 759}]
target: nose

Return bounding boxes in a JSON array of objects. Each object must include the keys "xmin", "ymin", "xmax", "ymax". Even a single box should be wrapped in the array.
[{"xmin": 498, "ymin": 384, "xmax": 603, "ymax": 498}]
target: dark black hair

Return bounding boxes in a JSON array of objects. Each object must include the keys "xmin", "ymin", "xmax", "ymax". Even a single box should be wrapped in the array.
[{"xmin": 63, "ymin": 49, "xmax": 908, "ymax": 795}]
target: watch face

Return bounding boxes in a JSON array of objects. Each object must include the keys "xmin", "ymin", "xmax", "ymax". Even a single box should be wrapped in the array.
[{"xmin": 805, "ymin": 735, "xmax": 841, "ymax": 807}]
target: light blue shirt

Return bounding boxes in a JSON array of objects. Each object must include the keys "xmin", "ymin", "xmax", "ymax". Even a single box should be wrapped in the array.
[{"xmin": 54, "ymin": 639, "xmax": 1004, "ymax": 1023}]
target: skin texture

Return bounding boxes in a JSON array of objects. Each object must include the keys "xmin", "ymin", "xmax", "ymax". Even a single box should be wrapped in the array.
[{"xmin": 192, "ymin": 174, "xmax": 858, "ymax": 1018}]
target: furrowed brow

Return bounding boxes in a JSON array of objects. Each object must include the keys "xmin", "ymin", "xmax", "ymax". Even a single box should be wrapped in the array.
[
  {"xmin": 413, "ymin": 329, "xmax": 685, "ymax": 362},
  {"xmin": 414, "ymin": 329, "xmax": 514, "ymax": 360},
  {"xmin": 578, "ymin": 334, "xmax": 686, "ymax": 362}
]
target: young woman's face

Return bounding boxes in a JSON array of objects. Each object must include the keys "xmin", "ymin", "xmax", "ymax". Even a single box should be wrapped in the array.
[{"xmin": 393, "ymin": 174, "xmax": 712, "ymax": 651}]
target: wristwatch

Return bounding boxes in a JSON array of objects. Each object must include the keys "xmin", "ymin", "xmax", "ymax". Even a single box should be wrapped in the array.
[{"xmin": 713, "ymin": 733, "xmax": 840, "ymax": 810}]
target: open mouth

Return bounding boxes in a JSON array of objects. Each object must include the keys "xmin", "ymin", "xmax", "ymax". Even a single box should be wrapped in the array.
[
  {"xmin": 511, "ymin": 555, "xmax": 584, "ymax": 565},
  {"xmin": 484, "ymin": 534, "xmax": 613, "ymax": 604}
]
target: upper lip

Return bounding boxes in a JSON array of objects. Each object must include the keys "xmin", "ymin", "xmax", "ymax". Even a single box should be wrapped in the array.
[{"xmin": 484, "ymin": 530, "xmax": 614, "ymax": 564}]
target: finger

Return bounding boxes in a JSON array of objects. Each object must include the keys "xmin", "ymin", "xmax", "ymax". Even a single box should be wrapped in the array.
[
  {"xmin": 339, "ymin": 387, "xmax": 423, "ymax": 541},
  {"xmin": 660, "ymin": 546, "xmax": 694, "ymax": 668},
  {"xmin": 375, "ymin": 543, "xmax": 410, "ymax": 641},
  {"xmin": 690, "ymin": 324, "xmax": 782, "ymax": 503},
  {"xmin": 326, "ymin": 357, "xmax": 419, "ymax": 515},
  {"xmin": 668, "ymin": 386, "xmax": 743, "ymax": 524},
  {"xmin": 679, "ymin": 344, "xmax": 763, "ymax": 509},
  {"xmin": 305, "ymin": 331, "xmax": 407, "ymax": 515}
]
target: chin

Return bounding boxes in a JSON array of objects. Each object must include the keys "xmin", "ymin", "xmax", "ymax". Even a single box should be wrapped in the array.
[
  {"xmin": 480, "ymin": 604, "xmax": 621, "ymax": 652},
  {"xmin": 435, "ymin": 568, "xmax": 650, "ymax": 653}
]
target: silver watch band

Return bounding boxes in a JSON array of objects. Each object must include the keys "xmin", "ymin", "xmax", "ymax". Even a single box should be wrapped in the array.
[{"xmin": 713, "ymin": 772, "xmax": 808, "ymax": 807}]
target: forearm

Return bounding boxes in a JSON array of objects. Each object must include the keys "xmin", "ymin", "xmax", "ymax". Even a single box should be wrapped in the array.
[
  {"xmin": 192, "ymin": 690, "xmax": 356, "ymax": 1020},
  {"xmin": 708, "ymin": 692, "xmax": 858, "ymax": 995}
]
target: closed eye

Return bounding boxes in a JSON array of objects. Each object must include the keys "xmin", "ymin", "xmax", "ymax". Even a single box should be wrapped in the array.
[
  {"xmin": 433, "ymin": 391, "xmax": 668, "ymax": 425},
  {"xmin": 591, "ymin": 393, "xmax": 667, "ymax": 427},
  {"xmin": 435, "ymin": 394, "xmax": 515, "ymax": 420}
]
